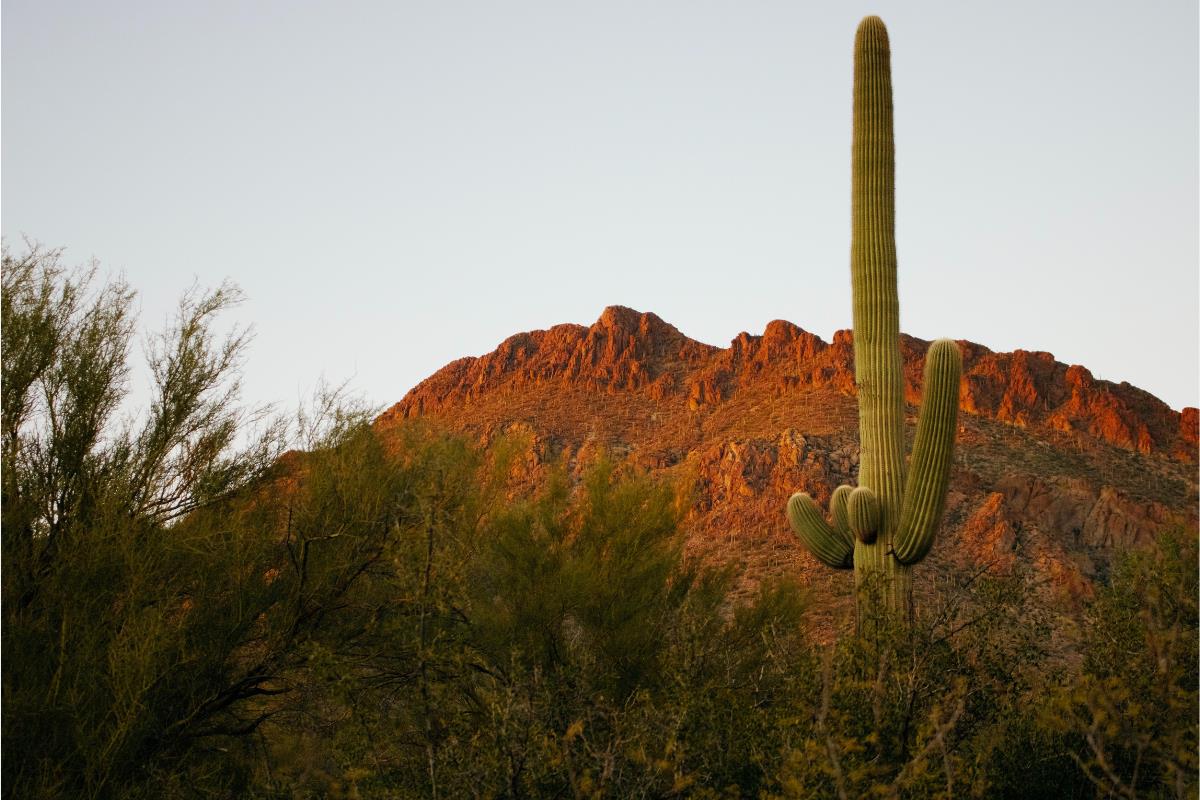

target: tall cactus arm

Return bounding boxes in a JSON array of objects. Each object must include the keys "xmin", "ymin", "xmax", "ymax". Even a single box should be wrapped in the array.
[
  {"xmin": 851, "ymin": 15, "xmax": 906, "ymax": 522},
  {"xmin": 893, "ymin": 338, "xmax": 962, "ymax": 564},
  {"xmin": 788, "ymin": 493, "xmax": 854, "ymax": 569}
]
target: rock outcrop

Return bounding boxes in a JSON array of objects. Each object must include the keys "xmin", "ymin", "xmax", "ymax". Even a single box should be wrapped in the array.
[
  {"xmin": 383, "ymin": 306, "xmax": 1196, "ymax": 462},
  {"xmin": 376, "ymin": 306, "xmax": 1199, "ymax": 601}
]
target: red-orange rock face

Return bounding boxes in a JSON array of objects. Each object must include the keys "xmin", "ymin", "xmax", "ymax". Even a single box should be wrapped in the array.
[
  {"xmin": 377, "ymin": 306, "xmax": 1198, "ymax": 602},
  {"xmin": 384, "ymin": 306, "xmax": 1196, "ymax": 463},
  {"xmin": 1181, "ymin": 407, "xmax": 1199, "ymax": 458}
]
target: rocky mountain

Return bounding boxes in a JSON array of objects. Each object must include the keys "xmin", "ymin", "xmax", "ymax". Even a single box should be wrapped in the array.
[{"xmin": 376, "ymin": 306, "xmax": 1198, "ymax": 618}]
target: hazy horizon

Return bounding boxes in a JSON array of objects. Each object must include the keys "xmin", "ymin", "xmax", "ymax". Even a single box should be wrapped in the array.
[{"xmin": 4, "ymin": 0, "xmax": 1197, "ymax": 412}]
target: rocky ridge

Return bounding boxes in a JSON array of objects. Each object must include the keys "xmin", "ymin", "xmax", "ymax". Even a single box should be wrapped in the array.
[
  {"xmin": 384, "ymin": 306, "xmax": 1196, "ymax": 461},
  {"xmin": 377, "ymin": 306, "xmax": 1198, "ymax": 608}
]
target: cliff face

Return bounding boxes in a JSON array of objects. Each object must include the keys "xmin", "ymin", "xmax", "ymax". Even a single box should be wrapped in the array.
[
  {"xmin": 384, "ymin": 306, "xmax": 1195, "ymax": 461},
  {"xmin": 377, "ymin": 306, "xmax": 1198, "ymax": 603}
]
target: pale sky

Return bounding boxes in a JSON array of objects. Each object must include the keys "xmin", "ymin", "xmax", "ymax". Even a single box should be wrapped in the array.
[{"xmin": 4, "ymin": 1, "xmax": 1197, "ymax": 414}]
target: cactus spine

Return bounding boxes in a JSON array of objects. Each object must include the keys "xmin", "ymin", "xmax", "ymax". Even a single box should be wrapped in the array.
[{"xmin": 786, "ymin": 16, "xmax": 962, "ymax": 621}]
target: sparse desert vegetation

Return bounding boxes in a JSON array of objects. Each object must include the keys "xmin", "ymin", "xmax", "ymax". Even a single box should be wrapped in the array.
[{"xmin": 3, "ymin": 246, "xmax": 1196, "ymax": 798}]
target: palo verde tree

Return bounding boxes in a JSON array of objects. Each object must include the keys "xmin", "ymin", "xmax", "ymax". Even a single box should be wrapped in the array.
[
  {"xmin": 0, "ymin": 244, "xmax": 394, "ymax": 798},
  {"xmin": 786, "ymin": 17, "xmax": 961, "ymax": 622}
]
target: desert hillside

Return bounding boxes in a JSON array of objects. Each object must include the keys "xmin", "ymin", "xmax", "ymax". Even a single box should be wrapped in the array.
[{"xmin": 378, "ymin": 305, "xmax": 1199, "ymax": 615}]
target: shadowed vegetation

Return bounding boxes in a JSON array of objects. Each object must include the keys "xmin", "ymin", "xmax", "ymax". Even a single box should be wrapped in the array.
[{"xmin": 3, "ymin": 248, "xmax": 1196, "ymax": 798}]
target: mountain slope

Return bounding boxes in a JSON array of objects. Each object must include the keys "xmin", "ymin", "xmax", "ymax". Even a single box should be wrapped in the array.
[{"xmin": 377, "ymin": 306, "xmax": 1198, "ymax": 612}]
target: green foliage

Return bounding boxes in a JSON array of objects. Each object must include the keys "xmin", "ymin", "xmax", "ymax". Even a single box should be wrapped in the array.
[
  {"xmin": 786, "ymin": 16, "xmax": 962, "ymax": 620},
  {"xmin": 3, "ymin": 246, "xmax": 278, "ymax": 798},
  {"xmin": 448, "ymin": 457, "xmax": 810, "ymax": 796},
  {"xmin": 472, "ymin": 457, "xmax": 692, "ymax": 694},
  {"xmin": 5, "ymin": 243, "xmax": 1197, "ymax": 798},
  {"xmin": 1, "ymin": 245, "xmax": 385, "ymax": 798},
  {"xmin": 1045, "ymin": 528, "xmax": 1198, "ymax": 799},
  {"xmin": 767, "ymin": 564, "xmax": 1057, "ymax": 799},
  {"xmin": 267, "ymin": 449, "xmax": 812, "ymax": 798}
]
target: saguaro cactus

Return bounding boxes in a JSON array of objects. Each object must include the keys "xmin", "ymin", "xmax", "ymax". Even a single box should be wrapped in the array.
[{"xmin": 787, "ymin": 16, "xmax": 961, "ymax": 620}]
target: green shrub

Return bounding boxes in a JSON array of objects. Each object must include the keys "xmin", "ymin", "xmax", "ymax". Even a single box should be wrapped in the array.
[
  {"xmin": 7, "ymin": 244, "xmax": 1196, "ymax": 799},
  {"xmin": 1045, "ymin": 528, "xmax": 1198, "ymax": 799}
]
